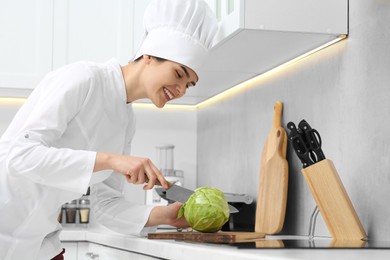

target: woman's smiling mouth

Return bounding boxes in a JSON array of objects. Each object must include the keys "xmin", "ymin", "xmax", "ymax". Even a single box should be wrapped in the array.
[{"xmin": 163, "ymin": 87, "xmax": 174, "ymax": 101}]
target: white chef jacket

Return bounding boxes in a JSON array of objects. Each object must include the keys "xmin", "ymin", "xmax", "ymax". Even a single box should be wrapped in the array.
[{"xmin": 0, "ymin": 59, "xmax": 156, "ymax": 260}]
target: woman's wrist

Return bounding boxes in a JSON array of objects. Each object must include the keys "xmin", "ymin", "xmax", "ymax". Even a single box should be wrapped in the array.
[
  {"xmin": 145, "ymin": 203, "xmax": 188, "ymax": 228},
  {"xmin": 145, "ymin": 206, "xmax": 165, "ymax": 227},
  {"xmin": 93, "ymin": 152, "xmax": 114, "ymax": 172}
]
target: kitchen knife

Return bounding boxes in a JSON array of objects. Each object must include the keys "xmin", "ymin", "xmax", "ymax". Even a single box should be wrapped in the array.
[
  {"xmin": 287, "ymin": 119, "xmax": 326, "ymax": 168},
  {"xmin": 153, "ymin": 180, "xmax": 239, "ymax": 213},
  {"xmin": 166, "ymin": 184, "xmax": 239, "ymax": 214}
]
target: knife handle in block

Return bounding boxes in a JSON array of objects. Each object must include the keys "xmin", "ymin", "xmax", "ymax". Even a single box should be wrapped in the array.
[{"xmin": 301, "ymin": 159, "xmax": 367, "ymax": 240}]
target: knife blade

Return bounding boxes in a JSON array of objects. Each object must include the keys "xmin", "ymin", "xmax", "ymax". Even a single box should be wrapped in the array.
[
  {"xmin": 165, "ymin": 183, "xmax": 239, "ymax": 214},
  {"xmin": 147, "ymin": 178, "xmax": 239, "ymax": 214}
]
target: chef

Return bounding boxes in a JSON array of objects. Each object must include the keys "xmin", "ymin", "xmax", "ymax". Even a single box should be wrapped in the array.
[{"xmin": 0, "ymin": 0, "xmax": 218, "ymax": 259}]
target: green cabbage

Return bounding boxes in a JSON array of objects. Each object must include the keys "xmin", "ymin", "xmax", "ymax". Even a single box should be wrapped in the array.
[{"xmin": 177, "ymin": 187, "xmax": 229, "ymax": 233}]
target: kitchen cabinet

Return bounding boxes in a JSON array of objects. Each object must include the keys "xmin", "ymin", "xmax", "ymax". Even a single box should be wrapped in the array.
[
  {"xmin": 52, "ymin": 0, "xmax": 141, "ymax": 69},
  {"xmin": 1, "ymin": 0, "xmax": 348, "ymax": 106},
  {"xmin": 61, "ymin": 241, "xmax": 79, "ymax": 259},
  {"xmin": 0, "ymin": 0, "xmax": 149, "ymax": 96},
  {"xmin": 0, "ymin": 0, "xmax": 53, "ymax": 96},
  {"xmin": 62, "ymin": 241, "xmax": 159, "ymax": 259}
]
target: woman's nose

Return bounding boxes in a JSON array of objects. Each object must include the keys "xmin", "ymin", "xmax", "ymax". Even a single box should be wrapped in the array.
[{"xmin": 175, "ymin": 84, "xmax": 186, "ymax": 96}]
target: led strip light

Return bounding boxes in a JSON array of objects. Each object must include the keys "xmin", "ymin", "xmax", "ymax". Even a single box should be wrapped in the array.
[
  {"xmin": 0, "ymin": 35, "xmax": 346, "ymax": 110},
  {"xmin": 195, "ymin": 35, "xmax": 347, "ymax": 109},
  {"xmin": 133, "ymin": 35, "xmax": 347, "ymax": 110}
]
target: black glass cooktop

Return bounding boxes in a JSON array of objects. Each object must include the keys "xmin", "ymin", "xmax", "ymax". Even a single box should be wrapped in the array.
[{"xmin": 234, "ymin": 238, "xmax": 390, "ymax": 249}]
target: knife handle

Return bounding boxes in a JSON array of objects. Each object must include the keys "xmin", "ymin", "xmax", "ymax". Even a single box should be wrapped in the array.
[
  {"xmin": 145, "ymin": 175, "xmax": 173, "ymax": 188},
  {"xmin": 155, "ymin": 179, "xmax": 173, "ymax": 188}
]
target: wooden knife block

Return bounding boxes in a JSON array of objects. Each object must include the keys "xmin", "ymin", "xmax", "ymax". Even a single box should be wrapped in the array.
[{"xmin": 301, "ymin": 159, "xmax": 367, "ymax": 240}]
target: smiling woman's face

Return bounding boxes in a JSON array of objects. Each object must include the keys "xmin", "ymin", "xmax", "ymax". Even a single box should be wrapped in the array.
[{"xmin": 142, "ymin": 56, "xmax": 198, "ymax": 108}]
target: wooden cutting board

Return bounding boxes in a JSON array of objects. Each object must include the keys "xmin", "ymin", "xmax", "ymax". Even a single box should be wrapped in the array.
[
  {"xmin": 147, "ymin": 231, "xmax": 265, "ymax": 244},
  {"xmin": 255, "ymin": 101, "xmax": 289, "ymax": 234}
]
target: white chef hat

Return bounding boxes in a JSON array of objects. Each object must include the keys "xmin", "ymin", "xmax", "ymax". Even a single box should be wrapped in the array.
[{"xmin": 133, "ymin": 0, "xmax": 218, "ymax": 77}]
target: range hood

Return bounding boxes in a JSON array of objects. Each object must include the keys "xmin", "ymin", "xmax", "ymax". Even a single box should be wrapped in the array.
[{"xmin": 138, "ymin": 0, "xmax": 348, "ymax": 106}]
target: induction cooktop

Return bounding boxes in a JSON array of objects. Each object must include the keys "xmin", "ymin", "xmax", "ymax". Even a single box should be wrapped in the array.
[{"xmin": 233, "ymin": 236, "xmax": 390, "ymax": 249}]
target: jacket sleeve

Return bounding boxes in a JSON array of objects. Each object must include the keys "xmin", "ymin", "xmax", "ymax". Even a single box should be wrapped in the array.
[
  {"xmin": 4, "ymin": 63, "xmax": 96, "ymax": 194},
  {"xmin": 90, "ymin": 114, "xmax": 156, "ymax": 236},
  {"xmin": 90, "ymin": 173, "xmax": 157, "ymax": 236}
]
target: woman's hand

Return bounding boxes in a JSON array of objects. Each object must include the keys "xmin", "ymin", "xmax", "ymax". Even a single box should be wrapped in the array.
[
  {"xmin": 145, "ymin": 202, "xmax": 189, "ymax": 228},
  {"xmin": 94, "ymin": 152, "xmax": 168, "ymax": 190}
]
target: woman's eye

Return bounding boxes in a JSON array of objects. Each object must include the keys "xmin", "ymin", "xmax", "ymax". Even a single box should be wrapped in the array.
[{"xmin": 176, "ymin": 71, "xmax": 182, "ymax": 78}]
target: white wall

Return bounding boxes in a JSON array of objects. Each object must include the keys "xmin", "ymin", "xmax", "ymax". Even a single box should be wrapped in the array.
[
  {"xmin": 197, "ymin": 0, "xmax": 390, "ymax": 240},
  {"xmin": 123, "ymin": 106, "xmax": 197, "ymax": 203},
  {"xmin": 0, "ymin": 99, "xmax": 24, "ymax": 134}
]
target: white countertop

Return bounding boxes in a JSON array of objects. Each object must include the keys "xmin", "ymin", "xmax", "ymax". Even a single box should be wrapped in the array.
[{"xmin": 60, "ymin": 228, "xmax": 390, "ymax": 260}]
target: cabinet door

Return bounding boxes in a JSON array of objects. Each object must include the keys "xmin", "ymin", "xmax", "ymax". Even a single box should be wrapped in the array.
[
  {"xmin": 61, "ymin": 241, "xmax": 79, "ymax": 259},
  {"xmin": 52, "ymin": 0, "xmax": 137, "ymax": 69},
  {"xmin": 132, "ymin": 0, "xmax": 151, "ymax": 55},
  {"xmin": 84, "ymin": 242, "xmax": 160, "ymax": 260},
  {"xmin": 0, "ymin": 0, "xmax": 53, "ymax": 90},
  {"xmin": 204, "ymin": 0, "xmax": 243, "ymax": 46},
  {"xmin": 76, "ymin": 241, "xmax": 93, "ymax": 260}
]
